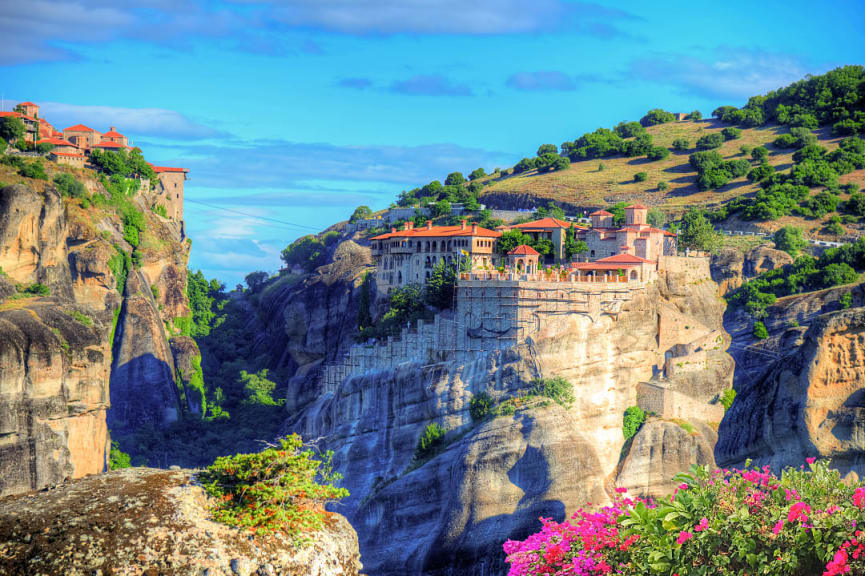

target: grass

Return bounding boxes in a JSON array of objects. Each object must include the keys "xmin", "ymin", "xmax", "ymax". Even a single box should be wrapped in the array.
[{"xmin": 477, "ymin": 119, "xmax": 863, "ymax": 239}]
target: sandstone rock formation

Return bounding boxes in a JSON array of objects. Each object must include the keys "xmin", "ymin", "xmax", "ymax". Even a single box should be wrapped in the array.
[
  {"xmin": 710, "ymin": 245, "xmax": 793, "ymax": 296},
  {"xmin": 0, "ymin": 468, "xmax": 362, "ymax": 576}
]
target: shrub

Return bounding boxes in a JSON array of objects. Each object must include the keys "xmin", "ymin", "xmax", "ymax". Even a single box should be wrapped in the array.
[
  {"xmin": 841, "ymin": 292, "xmax": 853, "ymax": 309},
  {"xmin": 504, "ymin": 460, "xmax": 865, "ymax": 576},
  {"xmin": 753, "ymin": 320, "xmax": 769, "ymax": 339},
  {"xmin": 349, "ymin": 205, "xmax": 373, "ymax": 222},
  {"xmin": 108, "ymin": 441, "xmax": 131, "ymax": 470},
  {"xmin": 672, "ymin": 138, "xmax": 690, "ymax": 151},
  {"xmin": 469, "ymin": 392, "xmax": 494, "ymax": 422},
  {"xmin": 613, "ymin": 121, "xmax": 644, "ymax": 138},
  {"xmin": 657, "ymin": 181, "xmax": 669, "ymax": 191},
  {"xmin": 824, "ymin": 215, "xmax": 845, "ymax": 236},
  {"xmin": 751, "ymin": 146, "xmax": 769, "ymax": 162},
  {"xmin": 415, "ymin": 422, "xmax": 446, "ymax": 461},
  {"xmin": 469, "ymin": 167, "xmax": 486, "ymax": 180},
  {"xmin": 530, "ymin": 377, "xmax": 574, "ymax": 407},
  {"xmin": 200, "ymin": 434, "xmax": 348, "ymax": 538},
  {"xmin": 513, "ymin": 157, "xmax": 536, "ymax": 174},
  {"xmin": 18, "ymin": 160, "xmax": 48, "ymax": 180},
  {"xmin": 640, "ymin": 108, "xmax": 675, "ymax": 126},
  {"xmin": 633, "ymin": 172, "xmax": 647, "ymax": 182},
  {"xmin": 696, "ymin": 132, "xmax": 724, "ymax": 149},
  {"xmin": 687, "ymin": 110, "xmax": 702, "ymax": 120},
  {"xmin": 774, "ymin": 226, "xmax": 807, "ymax": 256},
  {"xmin": 678, "ymin": 209, "xmax": 720, "ymax": 252},
  {"xmin": 53, "ymin": 173, "xmax": 85, "ymax": 198},
  {"xmin": 646, "ymin": 146, "xmax": 670, "ymax": 161},
  {"xmin": 720, "ymin": 388, "xmax": 736, "ymax": 411},
  {"xmin": 622, "ymin": 405, "xmax": 645, "ymax": 440},
  {"xmin": 747, "ymin": 162, "xmax": 775, "ymax": 182},
  {"xmin": 721, "ymin": 127, "xmax": 742, "ymax": 140},
  {"xmin": 646, "ymin": 208, "xmax": 666, "ymax": 227},
  {"xmin": 65, "ymin": 309, "xmax": 93, "ymax": 327},
  {"xmin": 20, "ymin": 283, "xmax": 50, "ymax": 296},
  {"xmin": 739, "ymin": 145, "xmax": 752, "ymax": 156}
]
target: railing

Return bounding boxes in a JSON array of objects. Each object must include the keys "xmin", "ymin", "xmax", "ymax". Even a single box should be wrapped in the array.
[{"xmin": 459, "ymin": 272, "xmax": 633, "ymax": 283}]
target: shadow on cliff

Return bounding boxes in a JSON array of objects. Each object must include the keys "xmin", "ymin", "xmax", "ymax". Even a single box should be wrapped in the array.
[{"xmin": 108, "ymin": 353, "xmax": 178, "ymax": 433}]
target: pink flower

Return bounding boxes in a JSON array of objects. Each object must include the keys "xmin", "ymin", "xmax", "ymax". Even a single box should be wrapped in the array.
[
  {"xmin": 854, "ymin": 487, "xmax": 865, "ymax": 509},
  {"xmin": 807, "ymin": 457, "xmax": 816, "ymax": 464},
  {"xmin": 677, "ymin": 531, "xmax": 693, "ymax": 545},
  {"xmin": 694, "ymin": 517, "xmax": 709, "ymax": 532},
  {"xmin": 678, "ymin": 483, "xmax": 689, "ymax": 491},
  {"xmin": 788, "ymin": 501, "xmax": 811, "ymax": 524},
  {"xmin": 773, "ymin": 520, "xmax": 784, "ymax": 535}
]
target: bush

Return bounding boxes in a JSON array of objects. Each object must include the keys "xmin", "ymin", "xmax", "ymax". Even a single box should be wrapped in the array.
[
  {"xmin": 504, "ymin": 459, "xmax": 865, "ymax": 576},
  {"xmin": 633, "ymin": 172, "xmax": 647, "ymax": 182},
  {"xmin": 469, "ymin": 167, "xmax": 486, "ymax": 180},
  {"xmin": 646, "ymin": 208, "xmax": 665, "ymax": 227},
  {"xmin": 469, "ymin": 392, "xmax": 494, "ymax": 422},
  {"xmin": 740, "ymin": 145, "xmax": 752, "ymax": 156},
  {"xmin": 622, "ymin": 133, "xmax": 653, "ymax": 157},
  {"xmin": 20, "ymin": 283, "xmax": 50, "ymax": 296},
  {"xmin": 753, "ymin": 320, "xmax": 769, "ymax": 339},
  {"xmin": 530, "ymin": 377, "xmax": 574, "ymax": 407},
  {"xmin": 415, "ymin": 422, "xmax": 446, "ymax": 461},
  {"xmin": 720, "ymin": 388, "xmax": 736, "ymax": 411},
  {"xmin": 696, "ymin": 133, "xmax": 724, "ymax": 149},
  {"xmin": 687, "ymin": 110, "xmax": 702, "ymax": 120},
  {"xmin": 640, "ymin": 108, "xmax": 675, "ymax": 126},
  {"xmin": 109, "ymin": 441, "xmax": 131, "ymax": 470},
  {"xmin": 747, "ymin": 162, "xmax": 775, "ymax": 182},
  {"xmin": 646, "ymin": 146, "xmax": 670, "ymax": 161},
  {"xmin": 841, "ymin": 292, "xmax": 853, "ymax": 309},
  {"xmin": 657, "ymin": 181, "xmax": 669, "ymax": 192},
  {"xmin": 672, "ymin": 138, "xmax": 690, "ymax": 151},
  {"xmin": 613, "ymin": 121, "xmax": 644, "ymax": 138},
  {"xmin": 824, "ymin": 215, "xmax": 845, "ymax": 236},
  {"xmin": 751, "ymin": 146, "xmax": 769, "ymax": 162},
  {"xmin": 774, "ymin": 226, "xmax": 807, "ymax": 256},
  {"xmin": 622, "ymin": 405, "xmax": 645, "ymax": 440},
  {"xmin": 689, "ymin": 151, "xmax": 724, "ymax": 172},
  {"xmin": 53, "ymin": 173, "xmax": 86, "ymax": 198},
  {"xmin": 200, "ymin": 434, "xmax": 348, "ymax": 538},
  {"xmin": 678, "ymin": 209, "xmax": 720, "ymax": 252},
  {"xmin": 349, "ymin": 205, "xmax": 373, "ymax": 222},
  {"xmin": 18, "ymin": 160, "xmax": 48, "ymax": 180},
  {"xmin": 721, "ymin": 127, "xmax": 742, "ymax": 140},
  {"xmin": 513, "ymin": 157, "xmax": 536, "ymax": 174}
]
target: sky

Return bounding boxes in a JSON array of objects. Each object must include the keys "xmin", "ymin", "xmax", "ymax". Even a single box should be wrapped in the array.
[{"xmin": 1, "ymin": 0, "xmax": 864, "ymax": 286}]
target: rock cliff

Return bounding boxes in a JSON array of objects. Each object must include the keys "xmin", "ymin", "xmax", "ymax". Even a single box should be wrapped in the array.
[
  {"xmin": 0, "ymin": 467, "xmax": 362, "ymax": 576},
  {"xmin": 281, "ymin": 254, "xmax": 732, "ymax": 575},
  {"xmin": 0, "ymin": 181, "xmax": 193, "ymax": 496}
]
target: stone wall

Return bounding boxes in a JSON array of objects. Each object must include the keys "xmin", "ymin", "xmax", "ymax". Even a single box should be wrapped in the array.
[{"xmin": 637, "ymin": 381, "xmax": 724, "ymax": 422}]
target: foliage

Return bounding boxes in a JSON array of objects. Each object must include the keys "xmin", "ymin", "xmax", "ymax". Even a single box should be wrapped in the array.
[
  {"xmin": 514, "ymin": 157, "xmax": 537, "ymax": 174},
  {"xmin": 280, "ymin": 233, "xmax": 338, "ymax": 273},
  {"xmin": 696, "ymin": 133, "xmax": 724, "ymax": 150},
  {"xmin": 187, "ymin": 269, "xmax": 223, "ymax": 338},
  {"xmin": 444, "ymin": 172, "xmax": 466, "ymax": 186},
  {"xmin": 109, "ymin": 441, "xmax": 132, "ymax": 470},
  {"xmin": 840, "ymin": 292, "xmax": 853, "ymax": 309},
  {"xmin": 622, "ymin": 405, "xmax": 646, "ymax": 440},
  {"xmin": 773, "ymin": 226, "xmax": 807, "ymax": 256},
  {"xmin": 414, "ymin": 422, "xmax": 447, "ymax": 461},
  {"xmin": 640, "ymin": 108, "xmax": 675, "ymax": 126},
  {"xmin": 0, "ymin": 116, "xmax": 25, "ymax": 142},
  {"xmin": 565, "ymin": 225, "xmax": 588, "ymax": 259},
  {"xmin": 239, "ymin": 369, "xmax": 284, "ymax": 407},
  {"xmin": 721, "ymin": 127, "xmax": 742, "ymax": 140},
  {"xmin": 753, "ymin": 320, "xmax": 769, "ymax": 339},
  {"xmin": 18, "ymin": 159, "xmax": 48, "ymax": 180},
  {"xmin": 529, "ymin": 377, "xmax": 574, "ymax": 408},
  {"xmin": 646, "ymin": 209, "xmax": 665, "ymax": 228},
  {"xmin": 671, "ymin": 138, "xmax": 690, "ymax": 151},
  {"xmin": 614, "ymin": 121, "xmax": 645, "ymax": 138},
  {"xmin": 678, "ymin": 209, "xmax": 720, "ymax": 252},
  {"xmin": 469, "ymin": 167, "xmax": 486, "ymax": 180},
  {"xmin": 646, "ymin": 146, "xmax": 670, "ymax": 161},
  {"xmin": 470, "ymin": 391, "xmax": 495, "ymax": 422},
  {"xmin": 88, "ymin": 148, "xmax": 155, "ymax": 180},
  {"xmin": 505, "ymin": 459, "xmax": 865, "ymax": 576},
  {"xmin": 244, "ymin": 271, "xmax": 269, "ymax": 292},
  {"xmin": 720, "ymin": 388, "xmax": 736, "ymax": 412},
  {"xmin": 497, "ymin": 229, "xmax": 536, "ymax": 254},
  {"xmin": 152, "ymin": 203, "xmax": 167, "ymax": 217},
  {"xmin": 107, "ymin": 246, "xmax": 130, "ymax": 295},
  {"xmin": 349, "ymin": 205, "xmax": 373, "ymax": 222},
  {"xmin": 633, "ymin": 171, "xmax": 647, "ymax": 182},
  {"xmin": 359, "ymin": 283, "xmax": 425, "ymax": 341},
  {"xmin": 425, "ymin": 259, "xmax": 458, "ymax": 309},
  {"xmin": 65, "ymin": 309, "xmax": 93, "ymax": 327},
  {"xmin": 200, "ymin": 434, "xmax": 348, "ymax": 538},
  {"xmin": 747, "ymin": 162, "xmax": 774, "ymax": 183},
  {"xmin": 565, "ymin": 128, "xmax": 623, "ymax": 161},
  {"xmin": 752, "ymin": 146, "xmax": 769, "ymax": 162},
  {"xmin": 19, "ymin": 283, "xmax": 50, "ymax": 296},
  {"xmin": 622, "ymin": 133, "xmax": 653, "ymax": 157},
  {"xmin": 537, "ymin": 144, "xmax": 558, "ymax": 156},
  {"xmin": 687, "ymin": 110, "xmax": 702, "ymax": 120},
  {"xmin": 657, "ymin": 181, "xmax": 669, "ymax": 191}
]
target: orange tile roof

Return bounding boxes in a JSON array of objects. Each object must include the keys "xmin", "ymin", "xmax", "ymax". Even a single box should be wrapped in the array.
[
  {"xmin": 102, "ymin": 130, "xmax": 124, "ymax": 138},
  {"xmin": 571, "ymin": 262, "xmax": 639, "ymax": 270},
  {"xmin": 626, "ymin": 203, "xmax": 648, "ymax": 209},
  {"xmin": 372, "ymin": 224, "xmax": 501, "ymax": 240},
  {"xmin": 509, "ymin": 217, "xmax": 584, "ymax": 230},
  {"xmin": 64, "ymin": 124, "xmax": 96, "ymax": 132},
  {"xmin": 36, "ymin": 137, "xmax": 75, "ymax": 147},
  {"xmin": 18, "ymin": 102, "xmax": 37, "ymax": 106},
  {"xmin": 596, "ymin": 253, "xmax": 654, "ymax": 264},
  {"xmin": 508, "ymin": 244, "xmax": 540, "ymax": 256},
  {"xmin": 150, "ymin": 165, "xmax": 188, "ymax": 173},
  {"xmin": 51, "ymin": 152, "xmax": 86, "ymax": 158},
  {"xmin": 95, "ymin": 141, "xmax": 125, "ymax": 148},
  {"xmin": 589, "ymin": 210, "xmax": 613, "ymax": 216},
  {"xmin": 0, "ymin": 111, "xmax": 23, "ymax": 118}
]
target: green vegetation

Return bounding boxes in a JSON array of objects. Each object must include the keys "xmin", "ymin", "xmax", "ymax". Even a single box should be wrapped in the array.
[
  {"xmin": 0, "ymin": 116, "xmax": 25, "ymax": 143},
  {"xmin": 152, "ymin": 204, "xmax": 167, "ymax": 218},
  {"xmin": 200, "ymin": 434, "xmax": 348, "ymax": 538},
  {"xmin": 753, "ymin": 321, "xmax": 769, "ymax": 339},
  {"xmin": 678, "ymin": 209, "xmax": 720, "ymax": 252},
  {"xmin": 53, "ymin": 173, "xmax": 86, "ymax": 198},
  {"xmin": 841, "ymin": 292, "xmax": 853, "ymax": 309},
  {"xmin": 469, "ymin": 167, "xmax": 486, "ymax": 180},
  {"xmin": 358, "ymin": 283, "xmax": 425, "ymax": 341},
  {"xmin": 64, "ymin": 309, "xmax": 93, "ymax": 327},
  {"xmin": 529, "ymin": 377, "xmax": 574, "ymax": 408},
  {"xmin": 622, "ymin": 405, "xmax": 646, "ymax": 440},
  {"xmin": 469, "ymin": 391, "xmax": 495, "ymax": 422},
  {"xmin": 640, "ymin": 108, "xmax": 675, "ymax": 126},
  {"xmin": 108, "ymin": 441, "xmax": 132, "ymax": 470},
  {"xmin": 773, "ymin": 226, "xmax": 807, "ymax": 256},
  {"xmin": 280, "ymin": 231, "xmax": 339, "ymax": 273},
  {"xmin": 244, "ymin": 271, "xmax": 269, "ymax": 292},
  {"xmin": 414, "ymin": 422, "xmax": 447, "ymax": 462},
  {"xmin": 18, "ymin": 160, "xmax": 48, "ymax": 180},
  {"xmin": 239, "ymin": 369, "xmax": 284, "ymax": 407},
  {"xmin": 89, "ymin": 148, "xmax": 155, "ymax": 180},
  {"xmin": 18, "ymin": 283, "xmax": 50, "ymax": 296},
  {"xmin": 721, "ymin": 127, "xmax": 742, "ymax": 140},
  {"xmin": 634, "ymin": 171, "xmax": 647, "ymax": 182},
  {"xmin": 672, "ymin": 138, "xmax": 690, "ymax": 151},
  {"xmin": 349, "ymin": 205, "xmax": 373, "ymax": 222},
  {"xmin": 186, "ymin": 270, "xmax": 223, "ymax": 338},
  {"xmin": 107, "ymin": 245, "xmax": 130, "ymax": 295},
  {"xmin": 720, "ymin": 388, "xmax": 737, "ymax": 412},
  {"xmin": 688, "ymin": 150, "xmax": 750, "ymax": 190},
  {"xmin": 657, "ymin": 181, "xmax": 669, "ymax": 191},
  {"xmin": 696, "ymin": 132, "xmax": 724, "ymax": 150}
]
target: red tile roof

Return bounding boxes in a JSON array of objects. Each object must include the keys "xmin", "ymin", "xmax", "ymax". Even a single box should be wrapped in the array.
[
  {"xmin": 18, "ymin": 102, "xmax": 37, "ymax": 107},
  {"xmin": 150, "ymin": 165, "xmax": 189, "ymax": 173},
  {"xmin": 64, "ymin": 124, "xmax": 96, "ymax": 132},
  {"xmin": 626, "ymin": 203, "xmax": 648, "ymax": 210},
  {"xmin": 372, "ymin": 224, "xmax": 501, "ymax": 240},
  {"xmin": 101, "ymin": 130, "xmax": 124, "ymax": 138},
  {"xmin": 508, "ymin": 244, "xmax": 540, "ymax": 256},
  {"xmin": 596, "ymin": 253, "xmax": 654, "ymax": 264},
  {"xmin": 508, "ymin": 217, "xmax": 585, "ymax": 230},
  {"xmin": 36, "ymin": 137, "xmax": 76, "ymax": 147},
  {"xmin": 51, "ymin": 152, "xmax": 86, "ymax": 158},
  {"xmin": 95, "ymin": 141, "xmax": 125, "ymax": 148},
  {"xmin": 589, "ymin": 210, "xmax": 613, "ymax": 216},
  {"xmin": 571, "ymin": 262, "xmax": 639, "ymax": 270},
  {"xmin": 0, "ymin": 111, "xmax": 23, "ymax": 118}
]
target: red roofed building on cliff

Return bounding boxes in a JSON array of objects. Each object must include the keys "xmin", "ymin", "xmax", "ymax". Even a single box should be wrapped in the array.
[
  {"xmin": 497, "ymin": 216, "xmax": 587, "ymax": 264},
  {"xmin": 149, "ymin": 164, "xmax": 189, "ymax": 221},
  {"xmin": 371, "ymin": 219, "xmax": 500, "ymax": 290},
  {"xmin": 63, "ymin": 124, "xmax": 102, "ymax": 149},
  {"xmin": 584, "ymin": 204, "xmax": 676, "ymax": 261}
]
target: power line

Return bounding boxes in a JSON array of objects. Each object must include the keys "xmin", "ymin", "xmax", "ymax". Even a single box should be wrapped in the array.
[{"xmin": 184, "ymin": 198, "xmax": 322, "ymax": 231}]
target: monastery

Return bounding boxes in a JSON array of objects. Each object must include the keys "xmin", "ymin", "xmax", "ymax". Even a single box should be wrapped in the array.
[{"xmin": 0, "ymin": 101, "xmax": 188, "ymax": 220}]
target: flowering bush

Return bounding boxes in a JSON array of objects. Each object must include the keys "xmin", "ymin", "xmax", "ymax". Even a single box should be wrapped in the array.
[
  {"xmin": 504, "ymin": 460, "xmax": 865, "ymax": 575},
  {"xmin": 200, "ymin": 434, "xmax": 348, "ymax": 539}
]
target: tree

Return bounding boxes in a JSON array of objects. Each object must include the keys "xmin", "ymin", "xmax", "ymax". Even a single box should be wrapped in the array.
[
  {"xmin": 713, "ymin": 105, "xmax": 737, "ymax": 119},
  {"xmin": 696, "ymin": 133, "xmax": 724, "ymax": 149},
  {"xmin": 425, "ymin": 259, "xmax": 458, "ymax": 309},
  {"xmin": 622, "ymin": 406, "xmax": 646, "ymax": 440},
  {"xmin": 640, "ymin": 108, "xmax": 675, "ymax": 126},
  {"xmin": 721, "ymin": 127, "xmax": 742, "ymax": 140},
  {"xmin": 430, "ymin": 199, "xmax": 451, "ymax": 218},
  {"xmin": 422, "ymin": 180, "xmax": 443, "ymax": 197},
  {"xmin": 564, "ymin": 224, "xmax": 587, "ymax": 259},
  {"xmin": 444, "ymin": 172, "xmax": 466, "ymax": 186},
  {"xmin": 646, "ymin": 146, "xmax": 670, "ymax": 161},
  {"xmin": 687, "ymin": 110, "xmax": 703, "ymax": 121},
  {"xmin": 614, "ymin": 121, "xmax": 644, "ymax": 138},
  {"xmin": 647, "ymin": 208, "xmax": 666, "ymax": 227},
  {"xmin": 349, "ymin": 205, "xmax": 373, "ymax": 222},
  {"xmin": 244, "ymin": 271, "xmax": 269, "ymax": 292},
  {"xmin": 753, "ymin": 321, "xmax": 769, "ymax": 339},
  {"xmin": 747, "ymin": 163, "xmax": 775, "ymax": 182},
  {"xmin": 672, "ymin": 138, "xmax": 690, "ymax": 151},
  {"xmin": 239, "ymin": 369, "xmax": 283, "ymax": 406},
  {"xmin": 751, "ymin": 146, "xmax": 769, "ymax": 162},
  {"xmin": 496, "ymin": 230, "xmax": 534, "ymax": 254},
  {"xmin": 34, "ymin": 142, "xmax": 54, "ymax": 154},
  {"xmin": 469, "ymin": 167, "xmax": 486, "ymax": 180},
  {"xmin": 634, "ymin": 171, "xmax": 647, "ymax": 182},
  {"xmin": 773, "ymin": 226, "xmax": 807, "ymax": 256},
  {"xmin": 0, "ymin": 117, "xmax": 25, "ymax": 142},
  {"xmin": 18, "ymin": 160, "xmax": 47, "ymax": 180},
  {"xmin": 513, "ymin": 157, "xmax": 536, "ymax": 174},
  {"xmin": 657, "ymin": 181, "xmax": 669, "ymax": 191},
  {"xmin": 679, "ymin": 209, "xmax": 720, "ymax": 252},
  {"xmin": 536, "ymin": 143, "xmax": 557, "ymax": 156}
]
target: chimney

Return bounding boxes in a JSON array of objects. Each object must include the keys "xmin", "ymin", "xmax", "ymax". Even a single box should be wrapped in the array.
[
  {"xmin": 461, "ymin": 219, "xmax": 467, "ymax": 230},
  {"xmin": 426, "ymin": 220, "xmax": 433, "ymax": 230},
  {"xmin": 407, "ymin": 221, "xmax": 413, "ymax": 229},
  {"xmin": 110, "ymin": 126, "xmax": 116, "ymax": 132},
  {"xmin": 391, "ymin": 227, "xmax": 397, "ymax": 233},
  {"xmin": 471, "ymin": 223, "xmax": 478, "ymax": 234},
  {"xmin": 403, "ymin": 222, "xmax": 410, "ymax": 231}
]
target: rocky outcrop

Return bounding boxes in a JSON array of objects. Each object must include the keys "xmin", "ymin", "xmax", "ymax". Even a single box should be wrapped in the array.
[
  {"xmin": 0, "ymin": 182, "xmax": 189, "ymax": 496},
  {"xmin": 710, "ymin": 245, "xmax": 793, "ymax": 296},
  {"xmin": 0, "ymin": 467, "xmax": 362, "ymax": 576},
  {"xmin": 716, "ymin": 304, "xmax": 865, "ymax": 476},
  {"xmin": 285, "ymin": 255, "xmax": 732, "ymax": 575}
]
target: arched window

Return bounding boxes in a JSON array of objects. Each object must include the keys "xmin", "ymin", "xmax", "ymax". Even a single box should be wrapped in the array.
[
  {"xmin": 590, "ymin": 250, "xmax": 595, "ymax": 258},
  {"xmin": 630, "ymin": 269, "xmax": 638, "ymax": 280}
]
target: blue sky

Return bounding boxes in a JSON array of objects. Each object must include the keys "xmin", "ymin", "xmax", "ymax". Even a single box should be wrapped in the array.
[{"xmin": 2, "ymin": 1, "xmax": 863, "ymax": 285}]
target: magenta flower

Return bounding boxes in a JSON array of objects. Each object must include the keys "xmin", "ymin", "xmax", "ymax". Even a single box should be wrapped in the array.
[
  {"xmin": 806, "ymin": 457, "xmax": 816, "ymax": 464},
  {"xmin": 773, "ymin": 520, "xmax": 784, "ymax": 535},
  {"xmin": 853, "ymin": 487, "xmax": 865, "ymax": 509},
  {"xmin": 677, "ymin": 531, "xmax": 693, "ymax": 545},
  {"xmin": 695, "ymin": 517, "xmax": 709, "ymax": 532}
]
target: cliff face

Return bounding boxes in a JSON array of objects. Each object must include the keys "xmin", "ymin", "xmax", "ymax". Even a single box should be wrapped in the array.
[
  {"xmin": 282, "ymin": 255, "xmax": 732, "ymax": 575},
  {"xmin": 0, "ymin": 182, "xmax": 191, "ymax": 496},
  {"xmin": 0, "ymin": 467, "xmax": 362, "ymax": 576},
  {"xmin": 716, "ymin": 286, "xmax": 865, "ymax": 475}
]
